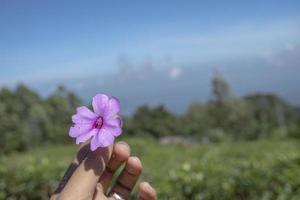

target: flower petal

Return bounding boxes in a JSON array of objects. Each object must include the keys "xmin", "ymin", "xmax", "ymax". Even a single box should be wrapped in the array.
[
  {"xmin": 69, "ymin": 123, "xmax": 93, "ymax": 137},
  {"xmin": 72, "ymin": 114, "xmax": 95, "ymax": 124},
  {"xmin": 90, "ymin": 128, "xmax": 115, "ymax": 150},
  {"xmin": 104, "ymin": 97, "xmax": 121, "ymax": 118},
  {"xmin": 102, "ymin": 124, "xmax": 122, "ymax": 137},
  {"xmin": 76, "ymin": 128, "xmax": 98, "ymax": 144},
  {"xmin": 77, "ymin": 106, "xmax": 98, "ymax": 119},
  {"xmin": 105, "ymin": 116, "xmax": 122, "ymax": 127},
  {"xmin": 92, "ymin": 94, "xmax": 109, "ymax": 115}
]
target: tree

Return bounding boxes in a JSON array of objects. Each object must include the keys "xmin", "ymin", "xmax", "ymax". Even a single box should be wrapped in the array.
[
  {"xmin": 212, "ymin": 72, "xmax": 231, "ymax": 104},
  {"xmin": 127, "ymin": 105, "xmax": 180, "ymax": 138},
  {"xmin": 244, "ymin": 93, "xmax": 299, "ymax": 138},
  {"xmin": 45, "ymin": 86, "xmax": 82, "ymax": 143},
  {"xmin": 0, "ymin": 85, "xmax": 43, "ymax": 153},
  {"xmin": 0, "ymin": 85, "xmax": 82, "ymax": 154}
]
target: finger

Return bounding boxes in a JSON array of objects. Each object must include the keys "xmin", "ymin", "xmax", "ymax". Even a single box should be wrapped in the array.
[
  {"xmin": 99, "ymin": 141, "xmax": 131, "ymax": 193},
  {"xmin": 93, "ymin": 183, "xmax": 107, "ymax": 200},
  {"xmin": 53, "ymin": 142, "xmax": 90, "ymax": 195},
  {"xmin": 59, "ymin": 145, "xmax": 113, "ymax": 200},
  {"xmin": 138, "ymin": 182, "xmax": 157, "ymax": 200},
  {"xmin": 109, "ymin": 156, "xmax": 143, "ymax": 200}
]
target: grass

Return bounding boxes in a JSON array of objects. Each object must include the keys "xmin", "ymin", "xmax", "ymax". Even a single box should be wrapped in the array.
[{"xmin": 2, "ymin": 138, "xmax": 300, "ymax": 199}]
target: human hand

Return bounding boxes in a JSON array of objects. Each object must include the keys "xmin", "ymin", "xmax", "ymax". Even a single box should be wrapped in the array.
[{"xmin": 50, "ymin": 141, "xmax": 156, "ymax": 200}]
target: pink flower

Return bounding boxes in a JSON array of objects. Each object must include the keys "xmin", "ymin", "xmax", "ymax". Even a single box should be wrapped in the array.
[{"xmin": 69, "ymin": 94, "xmax": 122, "ymax": 151}]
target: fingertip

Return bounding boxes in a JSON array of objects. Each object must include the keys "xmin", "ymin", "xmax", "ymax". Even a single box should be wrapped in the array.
[
  {"xmin": 139, "ymin": 182, "xmax": 157, "ymax": 200},
  {"xmin": 127, "ymin": 156, "xmax": 143, "ymax": 175},
  {"xmin": 108, "ymin": 156, "xmax": 143, "ymax": 199},
  {"xmin": 114, "ymin": 141, "xmax": 131, "ymax": 160},
  {"xmin": 98, "ymin": 142, "xmax": 130, "ymax": 193}
]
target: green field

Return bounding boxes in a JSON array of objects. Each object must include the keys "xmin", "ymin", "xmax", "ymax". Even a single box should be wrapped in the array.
[{"xmin": 1, "ymin": 138, "xmax": 300, "ymax": 199}]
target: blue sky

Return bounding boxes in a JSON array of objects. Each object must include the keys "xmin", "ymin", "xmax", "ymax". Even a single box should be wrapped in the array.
[{"xmin": 1, "ymin": 1, "xmax": 300, "ymax": 112}]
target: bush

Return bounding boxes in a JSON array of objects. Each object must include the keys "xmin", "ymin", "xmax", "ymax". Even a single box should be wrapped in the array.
[
  {"xmin": 0, "ymin": 85, "xmax": 81, "ymax": 154},
  {"xmin": 1, "ymin": 139, "xmax": 300, "ymax": 199},
  {"xmin": 0, "ymin": 156, "xmax": 65, "ymax": 200},
  {"xmin": 161, "ymin": 143, "xmax": 300, "ymax": 200},
  {"xmin": 287, "ymin": 121, "xmax": 300, "ymax": 139}
]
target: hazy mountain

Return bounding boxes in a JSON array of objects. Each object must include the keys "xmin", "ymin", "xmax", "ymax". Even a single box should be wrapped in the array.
[{"xmin": 26, "ymin": 44, "xmax": 300, "ymax": 115}]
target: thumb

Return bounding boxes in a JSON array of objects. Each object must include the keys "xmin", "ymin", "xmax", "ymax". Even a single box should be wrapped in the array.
[{"xmin": 59, "ymin": 144, "xmax": 113, "ymax": 200}]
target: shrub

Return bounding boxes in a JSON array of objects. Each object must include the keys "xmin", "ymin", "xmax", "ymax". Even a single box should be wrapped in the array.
[
  {"xmin": 0, "ymin": 156, "xmax": 65, "ymax": 200},
  {"xmin": 162, "ymin": 153, "xmax": 300, "ymax": 199}
]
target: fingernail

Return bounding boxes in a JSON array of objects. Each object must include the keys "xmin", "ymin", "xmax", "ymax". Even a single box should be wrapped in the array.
[{"xmin": 117, "ymin": 141, "xmax": 129, "ymax": 148}]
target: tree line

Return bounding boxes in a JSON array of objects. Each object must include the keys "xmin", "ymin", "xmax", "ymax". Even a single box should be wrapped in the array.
[
  {"xmin": 0, "ymin": 75, "xmax": 299, "ymax": 154},
  {"xmin": 125, "ymin": 74, "xmax": 300, "ymax": 142}
]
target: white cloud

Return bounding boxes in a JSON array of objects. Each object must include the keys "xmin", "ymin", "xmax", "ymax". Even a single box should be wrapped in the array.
[
  {"xmin": 285, "ymin": 43, "xmax": 296, "ymax": 52},
  {"xmin": 169, "ymin": 66, "xmax": 183, "ymax": 80}
]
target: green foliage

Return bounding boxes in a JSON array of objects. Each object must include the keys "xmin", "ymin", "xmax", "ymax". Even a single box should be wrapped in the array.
[
  {"xmin": 180, "ymin": 78, "xmax": 300, "ymax": 142},
  {"xmin": 0, "ymin": 156, "xmax": 63, "ymax": 200},
  {"xmin": 0, "ymin": 84, "xmax": 81, "ymax": 154},
  {"xmin": 123, "ymin": 74, "xmax": 300, "ymax": 141},
  {"xmin": 45, "ymin": 86, "xmax": 81, "ymax": 143},
  {"xmin": 183, "ymin": 98, "xmax": 272, "ymax": 141},
  {"xmin": 287, "ymin": 119, "xmax": 300, "ymax": 139},
  {"xmin": 162, "ymin": 140, "xmax": 300, "ymax": 200},
  {"xmin": 212, "ymin": 72, "xmax": 232, "ymax": 104},
  {"xmin": 0, "ymin": 145, "xmax": 74, "ymax": 200},
  {"xmin": 2, "ymin": 80, "xmax": 300, "ymax": 154},
  {"xmin": 126, "ymin": 105, "xmax": 181, "ymax": 138},
  {"xmin": 1, "ymin": 139, "xmax": 300, "ymax": 199},
  {"xmin": 1, "ymin": 75, "xmax": 300, "ymax": 199}
]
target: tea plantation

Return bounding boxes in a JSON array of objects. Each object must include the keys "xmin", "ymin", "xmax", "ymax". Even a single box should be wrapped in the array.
[{"xmin": 1, "ymin": 138, "xmax": 300, "ymax": 200}]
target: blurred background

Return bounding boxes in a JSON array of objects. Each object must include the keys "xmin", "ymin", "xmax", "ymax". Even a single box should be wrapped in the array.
[{"xmin": 1, "ymin": 0, "xmax": 300, "ymax": 199}]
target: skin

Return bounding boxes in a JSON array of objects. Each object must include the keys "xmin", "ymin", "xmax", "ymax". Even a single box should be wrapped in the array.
[{"xmin": 50, "ymin": 141, "xmax": 157, "ymax": 200}]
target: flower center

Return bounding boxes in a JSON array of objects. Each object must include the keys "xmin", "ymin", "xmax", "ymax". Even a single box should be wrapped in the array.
[{"xmin": 95, "ymin": 117, "xmax": 104, "ymax": 129}]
